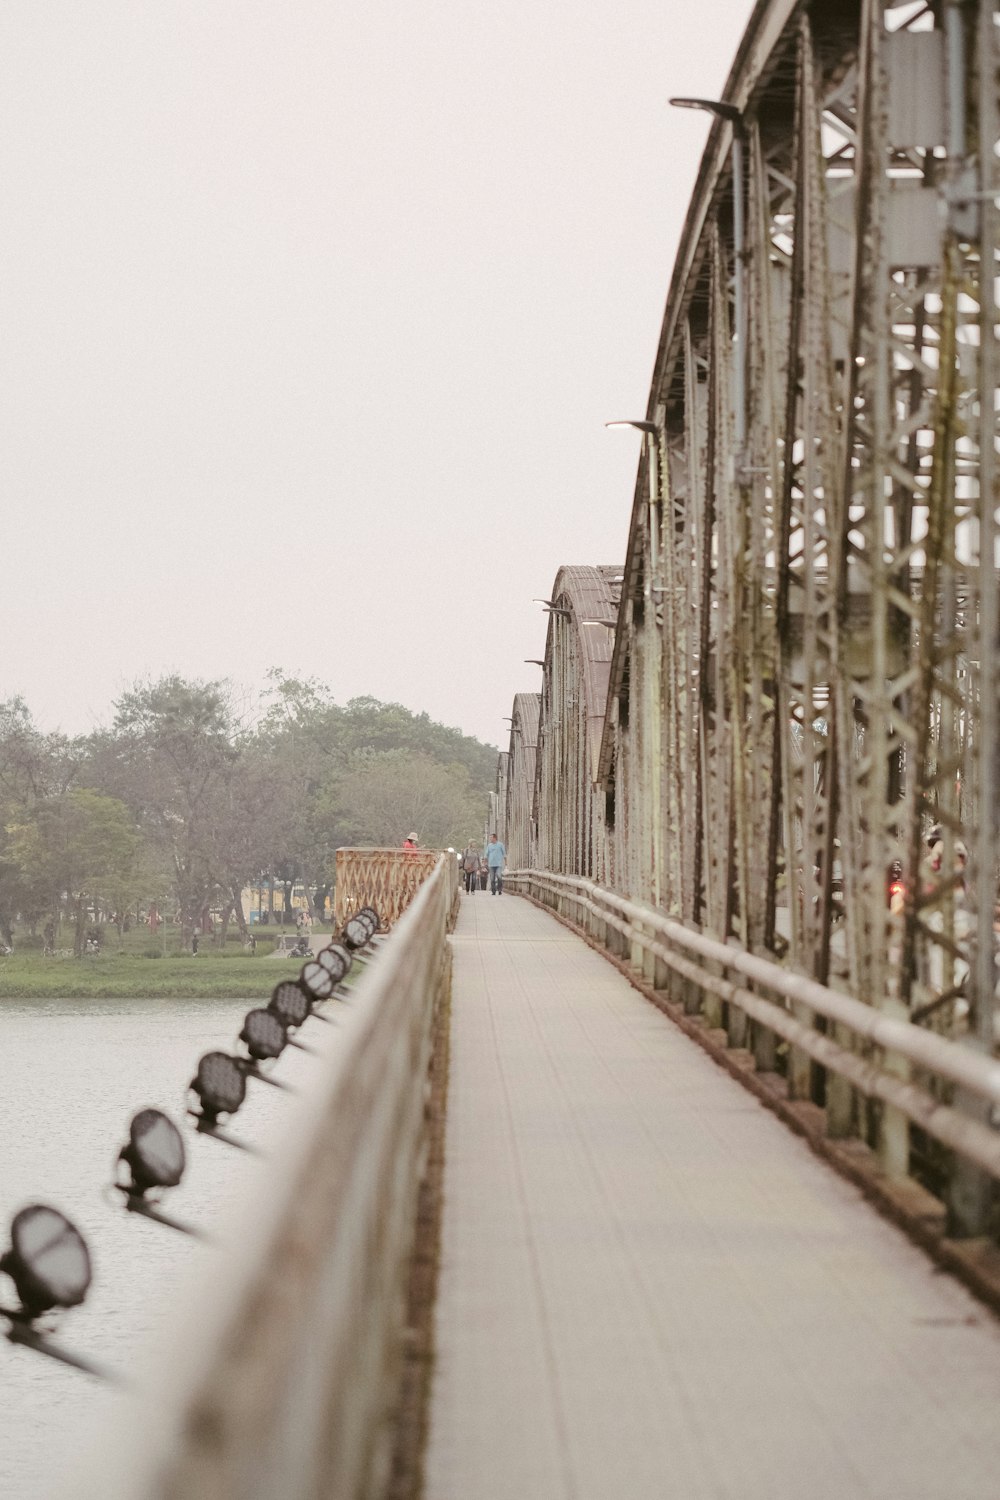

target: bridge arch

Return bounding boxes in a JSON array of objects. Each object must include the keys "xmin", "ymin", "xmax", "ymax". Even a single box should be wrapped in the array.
[
  {"xmin": 527, "ymin": 565, "xmax": 623, "ymax": 883},
  {"xmin": 503, "ymin": 692, "xmax": 539, "ymax": 871}
]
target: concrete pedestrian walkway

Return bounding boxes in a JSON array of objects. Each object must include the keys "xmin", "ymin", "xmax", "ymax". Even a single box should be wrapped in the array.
[{"xmin": 424, "ymin": 892, "xmax": 1000, "ymax": 1500}]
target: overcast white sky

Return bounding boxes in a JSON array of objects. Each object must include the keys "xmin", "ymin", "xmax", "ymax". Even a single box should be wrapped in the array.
[{"xmin": 0, "ymin": 0, "xmax": 753, "ymax": 750}]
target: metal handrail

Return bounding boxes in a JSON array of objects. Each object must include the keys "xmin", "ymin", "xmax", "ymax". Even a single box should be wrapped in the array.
[
  {"xmin": 514, "ymin": 869, "xmax": 1000, "ymax": 1102},
  {"xmin": 509, "ymin": 870, "xmax": 1000, "ymax": 1180}
]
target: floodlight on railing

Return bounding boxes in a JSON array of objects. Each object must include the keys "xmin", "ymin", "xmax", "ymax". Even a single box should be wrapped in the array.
[
  {"xmin": 315, "ymin": 942, "xmax": 353, "ymax": 997},
  {"xmin": 246, "ymin": 1001, "xmax": 316, "ymax": 1055},
  {"xmin": 299, "ymin": 960, "xmax": 337, "ymax": 1002},
  {"xmin": 241, "ymin": 1007, "xmax": 288, "ymax": 1060},
  {"xmin": 0, "ymin": 1205, "xmax": 114, "ymax": 1380},
  {"xmin": 187, "ymin": 1052, "xmax": 259, "ymax": 1154},
  {"xmin": 342, "ymin": 915, "xmax": 373, "ymax": 952},
  {"xmin": 269, "ymin": 979, "xmax": 312, "ymax": 1029},
  {"xmin": 235, "ymin": 1009, "xmax": 297, "ymax": 1090},
  {"xmin": 317, "ymin": 944, "xmax": 351, "ymax": 980},
  {"xmin": 120, "ymin": 1108, "xmax": 185, "ymax": 1192},
  {"xmin": 2, "ymin": 1206, "xmax": 91, "ymax": 1317},
  {"xmin": 115, "ymin": 1109, "xmax": 206, "ymax": 1241}
]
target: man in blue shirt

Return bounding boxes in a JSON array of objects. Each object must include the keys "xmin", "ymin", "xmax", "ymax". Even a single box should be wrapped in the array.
[{"xmin": 486, "ymin": 834, "xmax": 507, "ymax": 895}]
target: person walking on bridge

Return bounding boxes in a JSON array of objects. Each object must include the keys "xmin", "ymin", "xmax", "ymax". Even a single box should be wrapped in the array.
[
  {"xmin": 461, "ymin": 842, "xmax": 481, "ymax": 894},
  {"xmin": 486, "ymin": 833, "xmax": 507, "ymax": 895}
]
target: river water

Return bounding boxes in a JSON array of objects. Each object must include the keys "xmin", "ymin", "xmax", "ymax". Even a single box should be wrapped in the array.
[{"xmin": 0, "ymin": 993, "xmax": 313, "ymax": 1499}]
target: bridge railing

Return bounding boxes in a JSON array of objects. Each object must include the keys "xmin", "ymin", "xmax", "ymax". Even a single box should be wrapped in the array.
[
  {"xmin": 71, "ymin": 853, "xmax": 458, "ymax": 1500},
  {"xmin": 509, "ymin": 870, "xmax": 1000, "ymax": 1217},
  {"xmin": 335, "ymin": 846, "xmax": 442, "ymax": 929}
]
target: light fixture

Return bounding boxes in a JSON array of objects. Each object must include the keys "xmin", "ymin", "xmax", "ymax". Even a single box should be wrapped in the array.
[
  {"xmin": 342, "ymin": 915, "xmax": 373, "ymax": 952},
  {"xmin": 269, "ymin": 980, "xmax": 312, "ymax": 1029},
  {"xmin": 120, "ymin": 1108, "xmax": 185, "ymax": 1193},
  {"xmin": 299, "ymin": 960, "xmax": 337, "ymax": 1002},
  {"xmin": 0, "ymin": 1206, "xmax": 112, "ymax": 1380},
  {"xmin": 1, "ymin": 1206, "xmax": 91, "ymax": 1317},
  {"xmin": 236, "ymin": 1012, "xmax": 296, "ymax": 1091},
  {"xmin": 190, "ymin": 1051, "xmax": 246, "ymax": 1119},
  {"xmin": 116, "ymin": 1109, "xmax": 205, "ymax": 1240},
  {"xmin": 668, "ymin": 95, "xmax": 741, "ymax": 122},
  {"xmin": 187, "ymin": 1052, "xmax": 261, "ymax": 1153},
  {"xmin": 313, "ymin": 943, "xmax": 353, "ymax": 1001},
  {"xmin": 344, "ymin": 912, "xmax": 377, "ymax": 948},
  {"xmin": 241, "ymin": 1008, "xmax": 288, "ymax": 1061},
  {"xmin": 605, "ymin": 419, "xmax": 660, "ymax": 436},
  {"xmin": 316, "ymin": 944, "xmax": 351, "ymax": 984}
]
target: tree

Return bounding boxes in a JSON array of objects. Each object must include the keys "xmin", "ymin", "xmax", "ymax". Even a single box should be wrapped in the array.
[
  {"xmin": 0, "ymin": 699, "xmax": 85, "ymax": 943},
  {"xmin": 6, "ymin": 789, "xmax": 140, "ymax": 955},
  {"xmin": 101, "ymin": 677, "xmax": 241, "ymax": 948},
  {"xmin": 257, "ymin": 675, "xmax": 498, "ymax": 911},
  {"xmin": 319, "ymin": 750, "xmax": 483, "ymax": 851}
]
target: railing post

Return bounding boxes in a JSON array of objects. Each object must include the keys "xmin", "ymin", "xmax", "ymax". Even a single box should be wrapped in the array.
[
  {"xmin": 726, "ymin": 958, "xmax": 749, "ymax": 1050},
  {"xmin": 752, "ymin": 981, "xmax": 778, "ymax": 1074},
  {"xmin": 947, "ymin": 1084, "xmax": 994, "ymax": 1236},
  {"xmin": 877, "ymin": 996, "xmax": 911, "ymax": 1180},
  {"xmin": 698, "ymin": 946, "xmax": 719, "ymax": 1026},
  {"xmin": 824, "ymin": 1024, "xmax": 855, "ymax": 1138},
  {"xmin": 787, "ymin": 996, "xmax": 813, "ymax": 1102},
  {"xmin": 641, "ymin": 923, "xmax": 656, "ymax": 984}
]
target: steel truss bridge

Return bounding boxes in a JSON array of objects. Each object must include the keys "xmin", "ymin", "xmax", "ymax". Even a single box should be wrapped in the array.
[{"xmin": 495, "ymin": 0, "xmax": 1000, "ymax": 1239}]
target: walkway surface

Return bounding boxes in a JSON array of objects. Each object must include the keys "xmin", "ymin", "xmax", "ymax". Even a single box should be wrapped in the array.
[{"xmin": 424, "ymin": 892, "xmax": 1000, "ymax": 1500}]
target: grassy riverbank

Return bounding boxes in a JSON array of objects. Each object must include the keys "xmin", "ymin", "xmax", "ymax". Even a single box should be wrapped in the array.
[
  {"xmin": 0, "ymin": 951, "xmax": 299, "ymax": 1000},
  {"xmin": 0, "ymin": 921, "xmax": 336, "ymax": 1000}
]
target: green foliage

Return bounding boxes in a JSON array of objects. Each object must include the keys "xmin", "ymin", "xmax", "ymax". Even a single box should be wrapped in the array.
[
  {"xmin": 6, "ymin": 788, "xmax": 141, "ymax": 951},
  {"xmin": 0, "ymin": 675, "xmax": 499, "ymax": 941},
  {"xmin": 320, "ymin": 750, "xmax": 483, "ymax": 850},
  {"xmin": 260, "ymin": 674, "xmax": 497, "ymax": 872}
]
